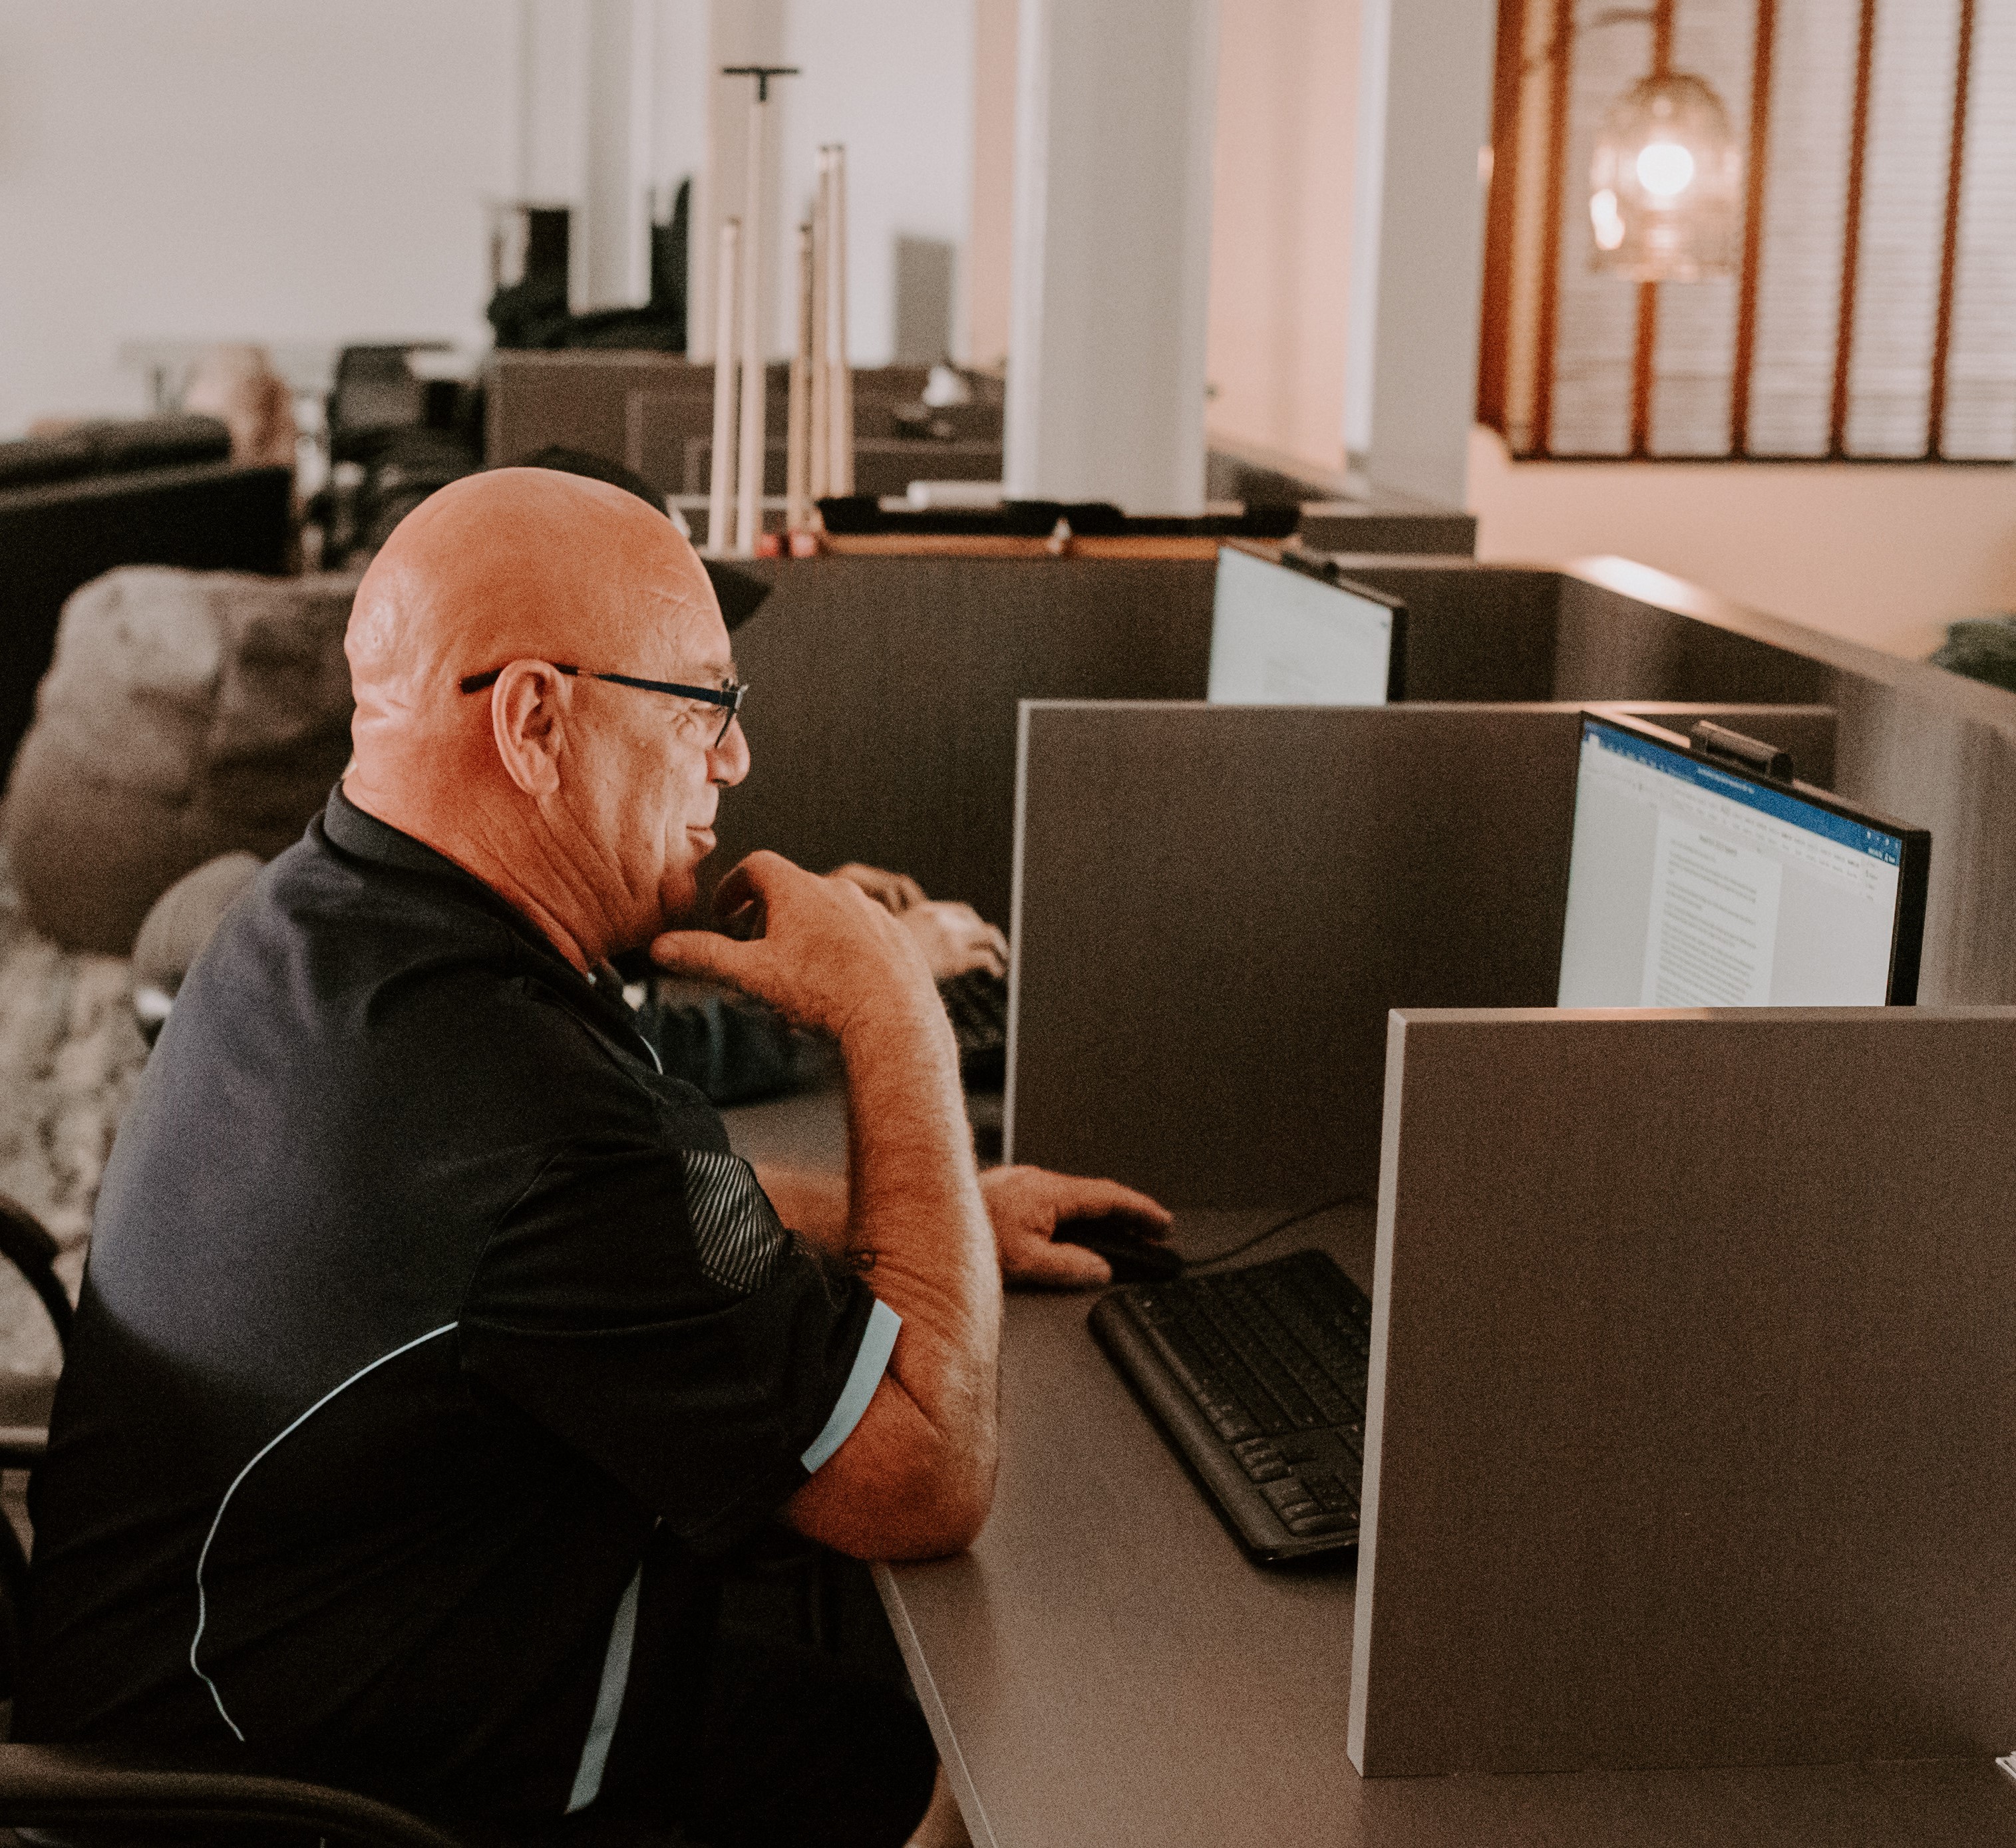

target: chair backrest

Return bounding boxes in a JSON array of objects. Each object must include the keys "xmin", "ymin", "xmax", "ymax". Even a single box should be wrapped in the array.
[
  {"xmin": 0, "ymin": 1200, "xmax": 72, "ymax": 1355},
  {"xmin": 0, "ymin": 1195, "xmax": 71, "ymax": 1703}
]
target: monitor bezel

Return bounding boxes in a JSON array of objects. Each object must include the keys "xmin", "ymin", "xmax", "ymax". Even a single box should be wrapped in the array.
[
  {"xmin": 1214, "ymin": 543, "xmax": 1409, "ymax": 705},
  {"xmin": 1571, "ymin": 710, "xmax": 1932, "ymax": 1007}
]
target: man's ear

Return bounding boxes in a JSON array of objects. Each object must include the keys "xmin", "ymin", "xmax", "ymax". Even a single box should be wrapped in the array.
[{"xmin": 489, "ymin": 660, "xmax": 568, "ymax": 798}]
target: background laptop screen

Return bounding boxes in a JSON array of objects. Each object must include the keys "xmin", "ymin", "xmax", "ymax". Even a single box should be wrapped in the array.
[
  {"xmin": 1206, "ymin": 547, "xmax": 1399, "ymax": 706},
  {"xmin": 1558, "ymin": 716, "xmax": 1924, "ymax": 1007}
]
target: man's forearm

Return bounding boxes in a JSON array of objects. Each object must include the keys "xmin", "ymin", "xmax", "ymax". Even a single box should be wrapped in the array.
[{"xmin": 809, "ymin": 993, "xmax": 1001, "ymax": 1552}]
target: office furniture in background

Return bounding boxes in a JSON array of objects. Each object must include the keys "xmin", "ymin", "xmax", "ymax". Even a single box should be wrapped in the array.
[
  {"xmin": 1205, "ymin": 442, "xmax": 1478, "ymax": 555},
  {"xmin": 484, "ymin": 353, "xmax": 993, "ymax": 498},
  {"xmin": 0, "ymin": 426, "xmax": 292, "ymax": 781},
  {"xmin": 486, "ymin": 353, "xmax": 1480, "ymax": 552}
]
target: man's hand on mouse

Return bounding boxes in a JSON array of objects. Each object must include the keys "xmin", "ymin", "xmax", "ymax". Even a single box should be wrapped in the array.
[{"xmin": 980, "ymin": 1165, "xmax": 1173, "ymax": 1289}]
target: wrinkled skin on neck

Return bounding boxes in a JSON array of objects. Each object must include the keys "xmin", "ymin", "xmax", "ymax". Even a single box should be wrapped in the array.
[{"xmin": 343, "ymin": 468, "xmax": 747, "ymax": 973}]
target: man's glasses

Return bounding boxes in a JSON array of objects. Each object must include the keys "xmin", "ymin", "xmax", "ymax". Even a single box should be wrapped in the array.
[{"xmin": 459, "ymin": 664, "xmax": 748, "ymax": 746}]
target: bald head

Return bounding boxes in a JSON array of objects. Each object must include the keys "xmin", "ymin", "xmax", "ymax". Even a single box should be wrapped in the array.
[
  {"xmin": 347, "ymin": 469, "xmax": 715, "ymax": 769},
  {"xmin": 341, "ymin": 469, "xmax": 747, "ymax": 969}
]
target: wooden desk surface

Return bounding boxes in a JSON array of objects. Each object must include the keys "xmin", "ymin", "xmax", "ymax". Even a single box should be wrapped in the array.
[{"xmin": 724, "ymin": 1091, "xmax": 2016, "ymax": 1848}]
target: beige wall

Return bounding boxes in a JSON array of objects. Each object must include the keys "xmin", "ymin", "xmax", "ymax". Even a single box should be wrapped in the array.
[
  {"xmin": 1469, "ymin": 426, "xmax": 2016, "ymax": 660},
  {"xmin": 1204, "ymin": 0, "xmax": 1358, "ymax": 474}
]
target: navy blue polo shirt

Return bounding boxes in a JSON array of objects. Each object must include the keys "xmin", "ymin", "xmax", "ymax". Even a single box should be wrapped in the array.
[{"xmin": 16, "ymin": 790, "xmax": 897, "ymax": 1822}]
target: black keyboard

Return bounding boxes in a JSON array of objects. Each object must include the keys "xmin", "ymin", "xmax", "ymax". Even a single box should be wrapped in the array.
[
  {"xmin": 1089, "ymin": 1249, "xmax": 1372, "ymax": 1563},
  {"xmin": 938, "ymin": 969, "xmax": 1007, "ymax": 1086}
]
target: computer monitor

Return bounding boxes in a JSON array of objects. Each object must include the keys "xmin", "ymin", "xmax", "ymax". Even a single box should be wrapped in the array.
[
  {"xmin": 1558, "ymin": 712, "xmax": 1930, "ymax": 1007},
  {"xmin": 1206, "ymin": 546, "xmax": 1405, "ymax": 706}
]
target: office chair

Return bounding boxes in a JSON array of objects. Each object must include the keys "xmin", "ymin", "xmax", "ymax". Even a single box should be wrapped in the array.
[{"xmin": 0, "ymin": 1195, "xmax": 466, "ymax": 1848}]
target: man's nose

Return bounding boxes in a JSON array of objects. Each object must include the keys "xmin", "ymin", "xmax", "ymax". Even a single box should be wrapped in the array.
[{"xmin": 709, "ymin": 712, "xmax": 751, "ymax": 786}]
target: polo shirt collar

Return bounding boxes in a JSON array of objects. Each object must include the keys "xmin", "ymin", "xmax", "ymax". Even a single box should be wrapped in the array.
[{"xmin": 320, "ymin": 787, "xmax": 642, "ymax": 1034}]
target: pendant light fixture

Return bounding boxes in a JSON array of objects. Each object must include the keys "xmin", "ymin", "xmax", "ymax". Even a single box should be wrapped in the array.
[{"xmin": 1585, "ymin": 15, "xmax": 1741, "ymax": 281}]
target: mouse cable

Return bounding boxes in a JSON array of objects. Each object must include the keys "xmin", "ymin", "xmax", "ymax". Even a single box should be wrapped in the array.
[{"xmin": 1186, "ymin": 1194, "xmax": 1367, "ymax": 1270}]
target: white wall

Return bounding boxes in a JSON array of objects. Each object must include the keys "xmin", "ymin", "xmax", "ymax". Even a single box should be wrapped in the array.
[
  {"xmin": 695, "ymin": 0, "xmax": 976, "ymax": 364},
  {"xmin": 0, "ymin": 0, "xmax": 517, "ymax": 434},
  {"xmin": 776, "ymin": 0, "xmax": 975, "ymax": 365},
  {"xmin": 0, "ymin": 0, "xmax": 971, "ymax": 437}
]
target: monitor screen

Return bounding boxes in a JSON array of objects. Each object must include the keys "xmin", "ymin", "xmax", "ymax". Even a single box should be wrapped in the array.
[
  {"xmin": 1206, "ymin": 547, "xmax": 1403, "ymax": 706},
  {"xmin": 1558, "ymin": 714, "xmax": 1929, "ymax": 1007}
]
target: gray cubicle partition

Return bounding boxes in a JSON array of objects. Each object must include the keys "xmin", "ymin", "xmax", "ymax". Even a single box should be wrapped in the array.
[
  {"xmin": 1556, "ymin": 559, "xmax": 2016, "ymax": 1006},
  {"xmin": 715, "ymin": 556, "xmax": 1218, "ymax": 929},
  {"xmin": 711, "ymin": 551, "xmax": 2016, "ymax": 1001},
  {"xmin": 1005, "ymin": 701, "xmax": 1839, "ymax": 1207},
  {"xmin": 1204, "ymin": 446, "xmax": 1479, "ymax": 554},
  {"xmin": 1339, "ymin": 555, "xmax": 2016, "ymax": 1004},
  {"xmin": 1354, "ymin": 1006, "xmax": 2016, "ymax": 1778},
  {"xmin": 710, "ymin": 555, "xmax": 1737, "ymax": 930}
]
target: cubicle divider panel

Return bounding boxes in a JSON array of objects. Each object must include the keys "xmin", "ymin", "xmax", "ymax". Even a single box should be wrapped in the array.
[
  {"xmin": 486, "ymin": 352, "xmax": 934, "ymax": 479},
  {"xmin": 1318, "ymin": 560, "xmax": 1562, "ymax": 702},
  {"xmin": 712, "ymin": 556, "xmax": 1615, "ymax": 937},
  {"xmin": 713, "ymin": 557, "xmax": 1217, "ymax": 929},
  {"xmin": 1351, "ymin": 1006, "xmax": 2016, "ymax": 1779},
  {"xmin": 1552, "ymin": 571, "xmax": 1836, "ymax": 710},
  {"xmin": 1554, "ymin": 559, "xmax": 2016, "ymax": 1006},
  {"xmin": 1005, "ymin": 701, "xmax": 1836, "ymax": 1208}
]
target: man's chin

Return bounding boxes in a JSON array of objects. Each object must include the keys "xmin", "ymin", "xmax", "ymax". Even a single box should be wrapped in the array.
[{"xmin": 655, "ymin": 869, "xmax": 707, "ymax": 934}]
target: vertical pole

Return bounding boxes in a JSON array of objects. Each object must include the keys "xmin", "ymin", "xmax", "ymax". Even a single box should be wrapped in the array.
[
  {"xmin": 809, "ymin": 150, "xmax": 832, "ymax": 501},
  {"xmin": 1830, "ymin": 0, "xmax": 1878, "ymax": 457},
  {"xmin": 1531, "ymin": 0, "xmax": 1576, "ymax": 457},
  {"xmin": 787, "ymin": 221, "xmax": 814, "ymax": 529},
  {"xmin": 1928, "ymin": 0, "xmax": 1976, "ymax": 460},
  {"xmin": 734, "ymin": 92, "xmax": 768, "ymax": 556},
  {"xmin": 1729, "ymin": 0, "xmax": 1778, "ymax": 457},
  {"xmin": 1629, "ymin": 0, "xmax": 1674, "ymax": 459},
  {"xmin": 707, "ymin": 218, "xmax": 741, "ymax": 554},
  {"xmin": 1476, "ymin": 0, "xmax": 1530, "ymax": 437},
  {"xmin": 827, "ymin": 145, "xmax": 855, "ymax": 495}
]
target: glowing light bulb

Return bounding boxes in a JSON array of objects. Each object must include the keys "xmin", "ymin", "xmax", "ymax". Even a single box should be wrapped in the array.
[
  {"xmin": 1590, "ymin": 188, "xmax": 1625, "ymax": 251},
  {"xmin": 1636, "ymin": 140, "xmax": 1696, "ymax": 199}
]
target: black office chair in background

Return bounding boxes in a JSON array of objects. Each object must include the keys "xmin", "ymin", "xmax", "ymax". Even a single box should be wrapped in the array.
[
  {"xmin": 314, "ymin": 345, "xmax": 482, "ymax": 567},
  {"xmin": 0, "ymin": 1193, "xmax": 465, "ymax": 1848}
]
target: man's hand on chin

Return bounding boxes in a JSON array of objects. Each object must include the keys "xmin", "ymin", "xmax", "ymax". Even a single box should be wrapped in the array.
[{"xmin": 979, "ymin": 1165, "xmax": 1173, "ymax": 1289}]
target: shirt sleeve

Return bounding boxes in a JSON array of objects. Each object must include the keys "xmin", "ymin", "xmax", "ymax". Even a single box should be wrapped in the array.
[{"xmin": 458, "ymin": 1134, "xmax": 894, "ymax": 1553}]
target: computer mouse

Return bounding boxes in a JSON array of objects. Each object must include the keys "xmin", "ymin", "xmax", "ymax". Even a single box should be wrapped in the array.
[{"xmin": 1055, "ymin": 1213, "xmax": 1184, "ymax": 1285}]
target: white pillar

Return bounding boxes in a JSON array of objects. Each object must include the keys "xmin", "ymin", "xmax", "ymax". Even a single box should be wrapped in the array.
[
  {"xmin": 582, "ymin": 0, "xmax": 657, "ymax": 311},
  {"xmin": 1353, "ymin": 0, "xmax": 1497, "ymax": 505},
  {"xmin": 696, "ymin": 0, "xmax": 786, "ymax": 362},
  {"xmin": 1343, "ymin": 0, "xmax": 1390, "ymax": 468},
  {"xmin": 1003, "ymin": 0, "xmax": 1220, "ymax": 513}
]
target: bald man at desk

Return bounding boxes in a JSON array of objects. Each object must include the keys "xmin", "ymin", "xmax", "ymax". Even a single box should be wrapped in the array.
[{"xmin": 17, "ymin": 471, "xmax": 1167, "ymax": 1848}]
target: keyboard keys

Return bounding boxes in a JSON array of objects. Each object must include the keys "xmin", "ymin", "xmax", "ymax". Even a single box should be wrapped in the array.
[
  {"xmin": 1100, "ymin": 1248, "xmax": 1373, "ymax": 1559},
  {"xmin": 1285, "ymin": 1511, "xmax": 1356, "ymax": 1537},
  {"xmin": 1232, "ymin": 1439, "xmax": 1293, "ymax": 1483}
]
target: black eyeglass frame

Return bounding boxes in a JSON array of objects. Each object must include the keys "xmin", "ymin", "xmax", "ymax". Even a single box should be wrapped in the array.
[{"xmin": 458, "ymin": 664, "xmax": 747, "ymax": 746}]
